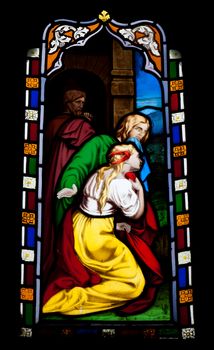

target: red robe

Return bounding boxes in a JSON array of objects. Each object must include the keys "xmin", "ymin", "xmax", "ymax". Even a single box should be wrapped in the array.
[
  {"xmin": 42, "ymin": 115, "xmax": 95, "ymax": 283},
  {"xmin": 115, "ymin": 200, "xmax": 163, "ymax": 314}
]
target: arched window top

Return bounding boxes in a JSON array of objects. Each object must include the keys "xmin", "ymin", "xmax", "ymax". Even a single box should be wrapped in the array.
[{"xmin": 42, "ymin": 12, "xmax": 165, "ymax": 77}]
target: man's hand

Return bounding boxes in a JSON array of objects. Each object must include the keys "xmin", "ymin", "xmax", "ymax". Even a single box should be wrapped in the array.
[
  {"xmin": 116, "ymin": 222, "xmax": 131, "ymax": 233},
  {"xmin": 83, "ymin": 112, "xmax": 93, "ymax": 122},
  {"xmin": 57, "ymin": 184, "xmax": 78, "ymax": 199}
]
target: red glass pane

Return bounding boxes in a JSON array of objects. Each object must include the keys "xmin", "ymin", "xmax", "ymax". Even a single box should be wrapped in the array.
[
  {"xmin": 29, "ymin": 123, "xmax": 38, "ymax": 142},
  {"xmin": 179, "ymin": 305, "xmax": 189, "ymax": 325},
  {"xmin": 25, "ymin": 264, "xmax": 34, "ymax": 285},
  {"xmin": 28, "ymin": 191, "xmax": 36, "ymax": 210},
  {"xmin": 31, "ymin": 60, "xmax": 40, "ymax": 75},
  {"xmin": 174, "ymin": 159, "xmax": 182, "ymax": 178},
  {"xmin": 170, "ymin": 93, "xmax": 179, "ymax": 111},
  {"xmin": 177, "ymin": 228, "xmax": 185, "ymax": 249}
]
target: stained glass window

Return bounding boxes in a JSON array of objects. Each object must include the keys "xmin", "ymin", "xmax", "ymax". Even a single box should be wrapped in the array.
[{"xmin": 17, "ymin": 11, "xmax": 197, "ymax": 342}]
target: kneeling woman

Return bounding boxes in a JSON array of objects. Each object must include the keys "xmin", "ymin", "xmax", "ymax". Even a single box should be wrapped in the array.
[{"xmin": 43, "ymin": 143, "xmax": 146, "ymax": 315}]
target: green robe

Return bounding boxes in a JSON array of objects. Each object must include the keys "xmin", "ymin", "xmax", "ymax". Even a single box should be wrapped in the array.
[{"xmin": 55, "ymin": 134, "xmax": 117, "ymax": 228}]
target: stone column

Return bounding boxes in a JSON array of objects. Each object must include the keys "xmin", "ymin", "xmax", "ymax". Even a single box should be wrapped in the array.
[{"xmin": 111, "ymin": 39, "xmax": 135, "ymax": 127}]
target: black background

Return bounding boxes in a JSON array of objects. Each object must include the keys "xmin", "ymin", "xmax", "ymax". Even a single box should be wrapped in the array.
[{"xmin": 3, "ymin": 0, "xmax": 210, "ymax": 347}]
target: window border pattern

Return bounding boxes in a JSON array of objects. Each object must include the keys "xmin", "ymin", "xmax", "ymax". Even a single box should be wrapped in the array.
[{"xmin": 18, "ymin": 11, "xmax": 195, "ymax": 341}]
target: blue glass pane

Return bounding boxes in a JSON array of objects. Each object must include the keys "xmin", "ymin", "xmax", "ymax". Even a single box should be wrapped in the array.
[
  {"xmin": 172, "ymin": 125, "xmax": 180, "ymax": 143},
  {"xmin": 30, "ymin": 90, "xmax": 39, "ymax": 108},
  {"xmin": 178, "ymin": 267, "xmax": 187, "ymax": 287},
  {"xmin": 27, "ymin": 227, "xmax": 35, "ymax": 247}
]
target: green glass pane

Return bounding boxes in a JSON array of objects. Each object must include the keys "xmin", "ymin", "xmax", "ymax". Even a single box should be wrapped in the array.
[
  {"xmin": 175, "ymin": 193, "xmax": 183, "ymax": 212},
  {"xmin": 25, "ymin": 303, "xmax": 33, "ymax": 325},
  {"xmin": 169, "ymin": 61, "xmax": 177, "ymax": 79},
  {"xmin": 29, "ymin": 157, "xmax": 37, "ymax": 175}
]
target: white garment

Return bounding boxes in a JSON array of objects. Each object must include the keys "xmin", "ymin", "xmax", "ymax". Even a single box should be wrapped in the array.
[{"xmin": 80, "ymin": 172, "xmax": 139, "ymax": 217}]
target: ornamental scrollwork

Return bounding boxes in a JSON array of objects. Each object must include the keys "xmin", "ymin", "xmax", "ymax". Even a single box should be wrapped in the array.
[
  {"xmin": 119, "ymin": 25, "xmax": 160, "ymax": 56},
  {"xmin": 49, "ymin": 25, "xmax": 90, "ymax": 54},
  {"xmin": 45, "ymin": 13, "xmax": 162, "ymax": 76}
]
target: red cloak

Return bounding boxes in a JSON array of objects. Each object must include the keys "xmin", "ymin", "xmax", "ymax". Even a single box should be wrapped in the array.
[{"xmin": 42, "ymin": 115, "xmax": 95, "ymax": 283}]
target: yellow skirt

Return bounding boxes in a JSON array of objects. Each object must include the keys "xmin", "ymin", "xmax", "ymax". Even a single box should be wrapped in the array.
[{"xmin": 43, "ymin": 211, "xmax": 145, "ymax": 315}]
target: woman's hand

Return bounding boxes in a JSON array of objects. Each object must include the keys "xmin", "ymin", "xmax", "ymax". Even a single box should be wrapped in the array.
[
  {"xmin": 129, "ymin": 177, "xmax": 142, "ymax": 192},
  {"xmin": 57, "ymin": 184, "xmax": 78, "ymax": 199}
]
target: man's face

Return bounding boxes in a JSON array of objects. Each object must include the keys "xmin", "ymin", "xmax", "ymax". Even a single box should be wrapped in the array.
[
  {"xmin": 64, "ymin": 89, "xmax": 86, "ymax": 116},
  {"xmin": 66, "ymin": 97, "xmax": 86, "ymax": 116}
]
